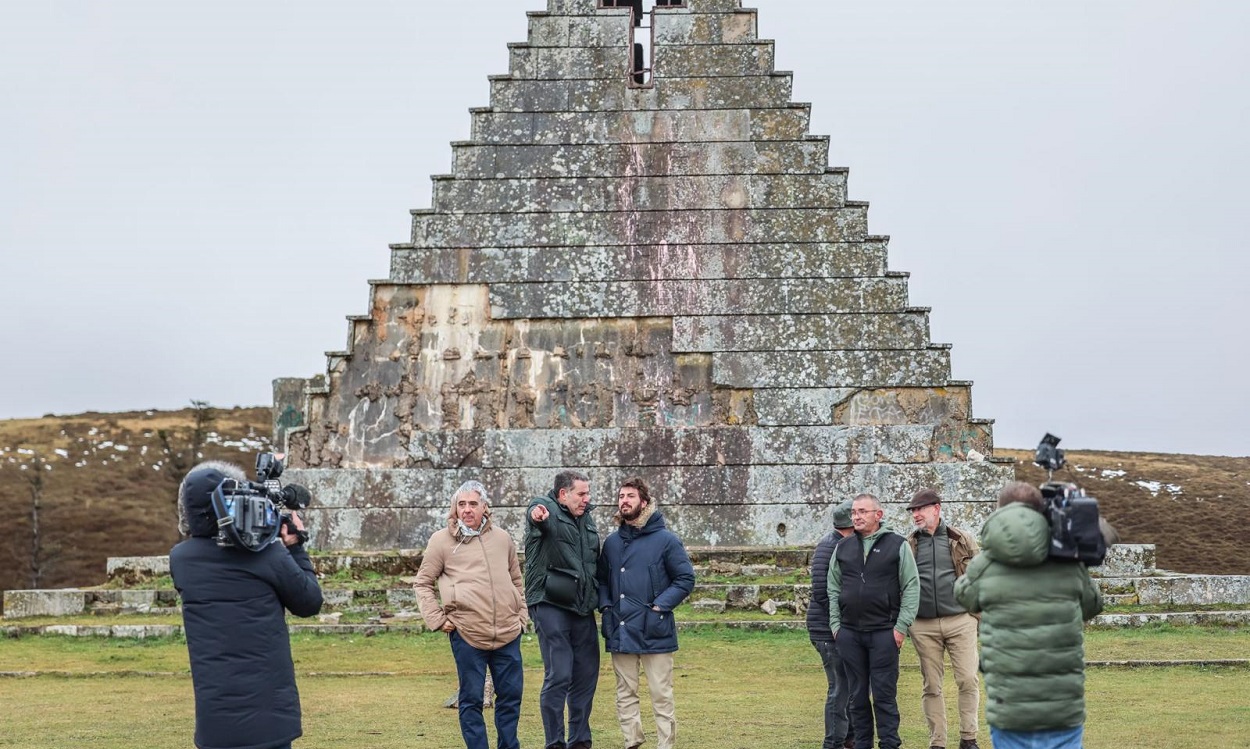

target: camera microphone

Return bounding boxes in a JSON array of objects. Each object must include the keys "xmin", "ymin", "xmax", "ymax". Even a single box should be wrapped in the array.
[{"xmin": 281, "ymin": 483, "xmax": 312, "ymax": 511}]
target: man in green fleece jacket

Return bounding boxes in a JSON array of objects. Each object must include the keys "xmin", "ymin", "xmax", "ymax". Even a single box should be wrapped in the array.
[
  {"xmin": 828, "ymin": 493, "xmax": 920, "ymax": 749},
  {"xmin": 954, "ymin": 481, "xmax": 1103, "ymax": 749}
]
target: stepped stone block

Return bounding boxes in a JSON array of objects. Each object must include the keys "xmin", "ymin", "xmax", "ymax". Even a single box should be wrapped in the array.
[
  {"xmin": 412, "ymin": 206, "xmax": 862, "ymax": 248},
  {"xmin": 673, "ymin": 313, "xmax": 930, "ymax": 352},
  {"xmin": 106, "ymin": 555, "xmax": 171, "ymax": 583},
  {"xmin": 509, "ymin": 42, "xmax": 775, "ymax": 80},
  {"xmin": 654, "ymin": 10, "xmax": 757, "ymax": 46},
  {"xmin": 470, "ymin": 106, "xmax": 812, "ymax": 146},
  {"xmin": 527, "ymin": 14, "xmax": 630, "ymax": 48},
  {"xmin": 277, "ymin": 0, "xmax": 1010, "ymax": 548},
  {"xmin": 405, "ymin": 426, "xmax": 944, "ymax": 469},
  {"xmin": 490, "ymin": 277, "xmax": 904, "ymax": 318},
  {"xmin": 1095, "ymin": 544, "xmax": 1156, "ymax": 577},
  {"xmin": 488, "ymin": 74, "xmax": 792, "ymax": 113},
  {"xmin": 393, "ymin": 240, "xmax": 881, "ymax": 286},
  {"xmin": 654, "ymin": 42, "xmax": 776, "ymax": 78},
  {"xmin": 433, "ymin": 171, "xmax": 840, "ymax": 212},
  {"xmin": 714, "ymin": 349, "xmax": 952, "ymax": 389},
  {"xmin": 1135, "ymin": 575, "xmax": 1250, "ymax": 606},
  {"xmin": 451, "ymin": 140, "xmax": 828, "ymax": 180},
  {"xmin": 3, "ymin": 590, "xmax": 87, "ymax": 619}
]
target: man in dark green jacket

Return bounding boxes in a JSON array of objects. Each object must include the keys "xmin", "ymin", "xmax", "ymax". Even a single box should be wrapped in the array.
[
  {"xmin": 525, "ymin": 470, "xmax": 601, "ymax": 749},
  {"xmin": 954, "ymin": 482, "xmax": 1103, "ymax": 749}
]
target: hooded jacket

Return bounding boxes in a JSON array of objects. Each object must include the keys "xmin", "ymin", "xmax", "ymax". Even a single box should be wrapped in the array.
[
  {"xmin": 415, "ymin": 516, "xmax": 528, "ymax": 651},
  {"xmin": 524, "ymin": 489, "xmax": 600, "ymax": 616},
  {"xmin": 954, "ymin": 503, "xmax": 1103, "ymax": 732},
  {"xmin": 170, "ymin": 538, "xmax": 323, "ymax": 749},
  {"xmin": 597, "ymin": 510, "xmax": 695, "ymax": 654}
]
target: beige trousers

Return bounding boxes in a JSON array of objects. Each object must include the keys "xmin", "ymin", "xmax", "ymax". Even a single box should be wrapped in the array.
[
  {"xmin": 611, "ymin": 652, "xmax": 676, "ymax": 749},
  {"xmin": 910, "ymin": 612, "xmax": 980, "ymax": 747}
]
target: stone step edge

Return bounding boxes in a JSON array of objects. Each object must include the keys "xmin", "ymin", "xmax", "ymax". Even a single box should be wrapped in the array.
[{"xmin": 5, "ymin": 610, "xmax": 1250, "ymax": 638}]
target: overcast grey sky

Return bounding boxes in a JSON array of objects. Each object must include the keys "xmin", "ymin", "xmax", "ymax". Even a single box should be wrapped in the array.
[{"xmin": 1, "ymin": 1, "xmax": 1246, "ymax": 456}]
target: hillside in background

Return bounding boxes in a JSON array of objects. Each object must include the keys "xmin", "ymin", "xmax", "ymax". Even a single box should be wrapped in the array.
[
  {"xmin": 0, "ymin": 406, "xmax": 273, "ymax": 594},
  {"xmin": 0, "ymin": 408, "xmax": 1245, "ymax": 595},
  {"xmin": 1003, "ymin": 447, "xmax": 1249, "ymax": 576}
]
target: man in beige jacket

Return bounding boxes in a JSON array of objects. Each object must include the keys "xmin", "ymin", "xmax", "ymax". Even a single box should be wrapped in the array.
[{"xmin": 416, "ymin": 480, "xmax": 528, "ymax": 749}]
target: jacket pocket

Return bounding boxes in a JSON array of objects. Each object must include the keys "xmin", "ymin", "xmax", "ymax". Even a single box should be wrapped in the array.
[
  {"xmin": 544, "ymin": 566, "xmax": 580, "ymax": 607},
  {"xmin": 644, "ymin": 607, "xmax": 675, "ymax": 641}
]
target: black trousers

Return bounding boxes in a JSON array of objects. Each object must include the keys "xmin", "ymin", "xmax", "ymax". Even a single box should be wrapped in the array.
[
  {"xmin": 531, "ymin": 603, "xmax": 600, "ymax": 749},
  {"xmin": 837, "ymin": 627, "xmax": 902, "ymax": 749}
]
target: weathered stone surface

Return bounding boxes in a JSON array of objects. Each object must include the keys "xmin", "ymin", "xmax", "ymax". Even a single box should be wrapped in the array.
[
  {"xmin": 450, "ymin": 140, "xmax": 827, "ymax": 180},
  {"xmin": 433, "ymin": 172, "xmax": 842, "ymax": 212},
  {"xmin": 508, "ymin": 42, "xmax": 775, "ymax": 80},
  {"xmin": 527, "ymin": 13, "xmax": 631, "ymax": 48},
  {"xmin": 1135, "ymin": 575, "xmax": 1250, "ymax": 606},
  {"xmin": 471, "ymin": 106, "xmax": 812, "ymax": 145},
  {"xmin": 277, "ymin": 0, "xmax": 1008, "ymax": 549},
  {"xmin": 714, "ymin": 349, "xmax": 952, "ymax": 389},
  {"xmin": 490, "ymin": 278, "xmax": 906, "ymax": 319},
  {"xmin": 724, "ymin": 585, "xmax": 760, "ymax": 609},
  {"xmin": 289, "ymin": 461, "xmax": 1011, "ymax": 547},
  {"xmin": 392, "ymin": 240, "xmax": 883, "ymax": 286},
  {"xmin": 487, "ymin": 75, "xmax": 792, "ymax": 113},
  {"xmin": 1096, "ymin": 544, "xmax": 1156, "ymax": 577},
  {"xmin": 3, "ymin": 590, "xmax": 87, "ymax": 619},
  {"xmin": 413, "ymin": 206, "xmax": 861, "ymax": 248},
  {"xmin": 654, "ymin": 9, "xmax": 758, "ymax": 46},
  {"xmin": 106, "ymin": 555, "xmax": 171, "ymax": 583},
  {"xmin": 654, "ymin": 42, "xmax": 775, "ymax": 78},
  {"xmin": 691, "ymin": 599, "xmax": 727, "ymax": 613},
  {"xmin": 404, "ymin": 426, "xmax": 942, "ymax": 469},
  {"xmin": 673, "ymin": 313, "xmax": 930, "ymax": 352}
]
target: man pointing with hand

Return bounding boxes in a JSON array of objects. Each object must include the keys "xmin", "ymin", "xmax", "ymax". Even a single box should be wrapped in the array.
[{"xmin": 525, "ymin": 470, "xmax": 602, "ymax": 749}]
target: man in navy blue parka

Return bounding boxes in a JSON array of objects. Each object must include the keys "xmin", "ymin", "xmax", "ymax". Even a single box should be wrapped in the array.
[
  {"xmin": 597, "ymin": 477, "xmax": 695, "ymax": 749},
  {"xmin": 170, "ymin": 461, "xmax": 323, "ymax": 749}
]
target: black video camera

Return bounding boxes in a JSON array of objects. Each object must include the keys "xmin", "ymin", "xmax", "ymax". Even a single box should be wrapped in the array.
[
  {"xmin": 211, "ymin": 453, "xmax": 312, "ymax": 552},
  {"xmin": 1033, "ymin": 434, "xmax": 1106, "ymax": 566}
]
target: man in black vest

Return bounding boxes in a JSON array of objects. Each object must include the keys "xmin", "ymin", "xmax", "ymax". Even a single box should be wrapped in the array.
[{"xmin": 827, "ymin": 493, "xmax": 920, "ymax": 749}]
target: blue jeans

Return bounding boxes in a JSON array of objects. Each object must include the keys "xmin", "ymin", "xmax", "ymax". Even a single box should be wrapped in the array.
[
  {"xmin": 991, "ymin": 725, "xmax": 1084, "ymax": 749},
  {"xmin": 812, "ymin": 639, "xmax": 852, "ymax": 748},
  {"xmin": 449, "ymin": 631, "xmax": 524, "ymax": 749},
  {"xmin": 531, "ymin": 603, "xmax": 600, "ymax": 749}
]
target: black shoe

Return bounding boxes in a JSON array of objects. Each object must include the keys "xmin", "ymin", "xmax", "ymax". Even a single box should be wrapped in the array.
[{"xmin": 958, "ymin": 741, "xmax": 980, "ymax": 749}]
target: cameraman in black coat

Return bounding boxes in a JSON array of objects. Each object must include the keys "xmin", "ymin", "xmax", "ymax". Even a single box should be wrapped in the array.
[{"xmin": 171, "ymin": 462, "xmax": 324, "ymax": 749}]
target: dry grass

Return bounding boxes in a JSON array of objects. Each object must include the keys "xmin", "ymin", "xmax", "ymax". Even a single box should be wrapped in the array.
[
  {"xmin": 0, "ymin": 629, "xmax": 1246, "ymax": 749},
  {"xmin": 0, "ymin": 406, "xmax": 272, "ymax": 593},
  {"xmin": 1002, "ymin": 448, "xmax": 1250, "ymax": 575}
]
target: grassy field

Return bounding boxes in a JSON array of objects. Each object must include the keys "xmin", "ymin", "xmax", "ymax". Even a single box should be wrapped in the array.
[{"xmin": 0, "ymin": 628, "xmax": 1246, "ymax": 749}]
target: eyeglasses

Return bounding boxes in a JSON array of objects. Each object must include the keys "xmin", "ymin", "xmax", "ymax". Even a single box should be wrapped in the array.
[{"xmin": 849, "ymin": 509, "xmax": 878, "ymax": 517}]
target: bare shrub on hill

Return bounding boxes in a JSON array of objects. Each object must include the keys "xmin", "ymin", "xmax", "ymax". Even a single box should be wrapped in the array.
[{"xmin": 0, "ymin": 406, "xmax": 272, "ymax": 594}]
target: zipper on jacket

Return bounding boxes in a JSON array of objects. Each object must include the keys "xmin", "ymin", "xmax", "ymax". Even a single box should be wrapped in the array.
[{"xmin": 479, "ymin": 535, "xmax": 500, "ymax": 650}]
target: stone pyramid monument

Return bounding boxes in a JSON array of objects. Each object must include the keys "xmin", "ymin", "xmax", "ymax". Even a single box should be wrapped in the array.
[{"xmin": 275, "ymin": 0, "xmax": 1014, "ymax": 550}]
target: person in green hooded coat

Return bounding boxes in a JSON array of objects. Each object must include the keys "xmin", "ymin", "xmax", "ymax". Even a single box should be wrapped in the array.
[{"xmin": 954, "ymin": 481, "xmax": 1103, "ymax": 749}]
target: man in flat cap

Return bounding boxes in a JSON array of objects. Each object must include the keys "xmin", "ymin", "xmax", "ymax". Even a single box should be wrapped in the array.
[{"xmin": 906, "ymin": 488, "xmax": 982, "ymax": 749}]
